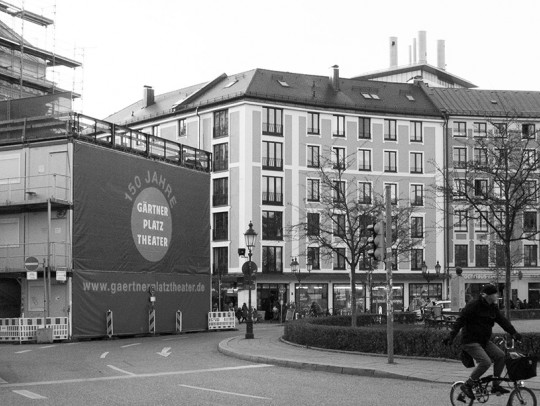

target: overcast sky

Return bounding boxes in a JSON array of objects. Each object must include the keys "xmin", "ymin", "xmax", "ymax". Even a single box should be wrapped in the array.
[{"xmin": 5, "ymin": 0, "xmax": 540, "ymax": 119}]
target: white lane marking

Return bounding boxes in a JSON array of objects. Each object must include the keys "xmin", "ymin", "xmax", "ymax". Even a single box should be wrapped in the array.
[
  {"xmin": 179, "ymin": 384, "xmax": 272, "ymax": 400},
  {"xmin": 107, "ymin": 365, "xmax": 136, "ymax": 376},
  {"xmin": 39, "ymin": 345, "xmax": 56, "ymax": 349},
  {"xmin": 13, "ymin": 389, "xmax": 47, "ymax": 399},
  {"xmin": 100, "ymin": 352, "xmax": 109, "ymax": 359},
  {"xmin": 14, "ymin": 350, "xmax": 32, "ymax": 354},
  {"xmin": 0, "ymin": 364, "xmax": 273, "ymax": 388},
  {"xmin": 157, "ymin": 347, "xmax": 171, "ymax": 357},
  {"xmin": 162, "ymin": 336, "xmax": 188, "ymax": 341},
  {"xmin": 120, "ymin": 343, "xmax": 141, "ymax": 348},
  {"xmin": 0, "ymin": 377, "xmax": 8, "ymax": 384}
]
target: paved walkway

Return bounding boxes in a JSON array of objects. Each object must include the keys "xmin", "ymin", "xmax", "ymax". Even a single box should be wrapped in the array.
[{"xmin": 218, "ymin": 322, "xmax": 540, "ymax": 391}]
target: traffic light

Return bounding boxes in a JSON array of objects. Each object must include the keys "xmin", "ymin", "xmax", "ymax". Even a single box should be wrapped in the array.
[{"xmin": 366, "ymin": 221, "xmax": 385, "ymax": 261}]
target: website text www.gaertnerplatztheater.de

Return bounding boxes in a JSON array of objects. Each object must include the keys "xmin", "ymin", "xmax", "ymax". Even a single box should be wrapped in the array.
[{"xmin": 82, "ymin": 281, "xmax": 205, "ymax": 294}]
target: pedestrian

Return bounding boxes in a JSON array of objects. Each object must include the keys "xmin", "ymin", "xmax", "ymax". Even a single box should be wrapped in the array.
[{"xmin": 241, "ymin": 303, "xmax": 248, "ymax": 323}]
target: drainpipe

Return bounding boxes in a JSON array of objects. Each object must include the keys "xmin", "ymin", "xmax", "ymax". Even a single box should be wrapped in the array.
[
  {"xmin": 442, "ymin": 111, "xmax": 450, "ymax": 299},
  {"xmin": 196, "ymin": 106, "xmax": 201, "ymax": 149}
]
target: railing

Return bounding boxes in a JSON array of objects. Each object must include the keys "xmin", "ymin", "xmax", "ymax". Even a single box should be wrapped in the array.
[
  {"xmin": 262, "ymin": 192, "xmax": 283, "ymax": 205},
  {"xmin": 213, "ymin": 159, "xmax": 228, "ymax": 171},
  {"xmin": 0, "ymin": 242, "xmax": 71, "ymax": 272},
  {"xmin": 262, "ymin": 157, "xmax": 283, "ymax": 170},
  {"xmin": 262, "ymin": 123, "xmax": 283, "ymax": 136},
  {"xmin": 212, "ymin": 194, "xmax": 228, "ymax": 206},
  {"xmin": 0, "ymin": 173, "xmax": 70, "ymax": 205}
]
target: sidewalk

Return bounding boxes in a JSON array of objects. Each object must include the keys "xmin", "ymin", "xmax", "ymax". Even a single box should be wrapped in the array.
[{"xmin": 218, "ymin": 323, "xmax": 540, "ymax": 391}]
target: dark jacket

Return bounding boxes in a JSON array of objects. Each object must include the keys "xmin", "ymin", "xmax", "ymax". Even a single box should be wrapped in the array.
[{"xmin": 450, "ymin": 296, "xmax": 517, "ymax": 346}]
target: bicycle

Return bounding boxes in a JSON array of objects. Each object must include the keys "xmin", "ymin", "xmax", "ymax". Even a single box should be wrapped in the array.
[{"xmin": 450, "ymin": 336, "xmax": 537, "ymax": 405}]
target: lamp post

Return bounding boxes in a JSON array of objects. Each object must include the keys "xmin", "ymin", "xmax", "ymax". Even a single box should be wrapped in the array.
[
  {"xmin": 243, "ymin": 221, "xmax": 257, "ymax": 339},
  {"xmin": 421, "ymin": 260, "xmax": 441, "ymax": 300},
  {"xmin": 291, "ymin": 257, "xmax": 312, "ymax": 313}
]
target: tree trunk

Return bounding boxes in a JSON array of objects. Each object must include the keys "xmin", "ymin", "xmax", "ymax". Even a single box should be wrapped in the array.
[
  {"xmin": 504, "ymin": 242, "xmax": 512, "ymax": 320},
  {"xmin": 350, "ymin": 267, "xmax": 357, "ymax": 327}
]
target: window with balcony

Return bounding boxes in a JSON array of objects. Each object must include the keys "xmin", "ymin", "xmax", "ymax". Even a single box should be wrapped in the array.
[
  {"xmin": 410, "ymin": 121, "xmax": 422, "ymax": 142},
  {"xmin": 384, "ymin": 119, "xmax": 397, "ymax": 141},
  {"xmin": 333, "ymin": 115, "xmax": 345, "ymax": 137},
  {"xmin": 454, "ymin": 122, "xmax": 467, "ymax": 137},
  {"xmin": 454, "ymin": 210, "xmax": 468, "ymax": 232},
  {"xmin": 213, "ymin": 212, "xmax": 228, "ymax": 241},
  {"xmin": 262, "ymin": 176, "xmax": 283, "ymax": 205},
  {"xmin": 524, "ymin": 245, "xmax": 538, "ymax": 267},
  {"xmin": 411, "ymin": 217, "xmax": 423, "ymax": 238},
  {"xmin": 411, "ymin": 249, "xmax": 423, "ymax": 270},
  {"xmin": 307, "ymin": 213, "xmax": 320, "ymax": 237},
  {"xmin": 333, "ymin": 147, "xmax": 346, "ymax": 170},
  {"xmin": 307, "ymin": 247, "xmax": 320, "ymax": 269},
  {"xmin": 358, "ymin": 149, "xmax": 371, "ymax": 171},
  {"xmin": 263, "ymin": 107, "xmax": 283, "ymax": 135},
  {"xmin": 475, "ymin": 245, "xmax": 488, "ymax": 267},
  {"xmin": 213, "ymin": 110, "xmax": 228, "ymax": 138},
  {"xmin": 307, "ymin": 179, "xmax": 320, "ymax": 202},
  {"xmin": 384, "ymin": 150, "xmax": 397, "ymax": 172},
  {"xmin": 410, "ymin": 152, "xmax": 423, "ymax": 173},
  {"xmin": 524, "ymin": 212, "xmax": 537, "ymax": 233},
  {"xmin": 358, "ymin": 182, "xmax": 372, "ymax": 204},
  {"xmin": 262, "ymin": 246, "xmax": 283, "ymax": 273},
  {"xmin": 213, "ymin": 143, "xmax": 228, "ymax": 172},
  {"xmin": 262, "ymin": 211, "xmax": 283, "ymax": 240},
  {"xmin": 455, "ymin": 245, "xmax": 468, "ymax": 268},
  {"xmin": 262, "ymin": 141, "xmax": 283, "ymax": 170},
  {"xmin": 307, "ymin": 112, "xmax": 320, "ymax": 135},
  {"xmin": 359, "ymin": 117, "xmax": 371, "ymax": 139},
  {"xmin": 178, "ymin": 118, "xmax": 186, "ymax": 138},
  {"xmin": 212, "ymin": 178, "xmax": 228, "ymax": 206},
  {"xmin": 474, "ymin": 122, "xmax": 487, "ymax": 137},
  {"xmin": 333, "ymin": 248, "xmax": 346, "ymax": 270},
  {"xmin": 307, "ymin": 145, "xmax": 320, "ymax": 168},
  {"xmin": 213, "ymin": 247, "xmax": 228, "ymax": 276},
  {"xmin": 410, "ymin": 184, "xmax": 423, "ymax": 206},
  {"xmin": 453, "ymin": 147, "xmax": 467, "ymax": 169}
]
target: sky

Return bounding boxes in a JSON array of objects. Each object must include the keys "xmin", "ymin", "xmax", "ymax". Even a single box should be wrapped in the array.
[{"xmin": 4, "ymin": 0, "xmax": 540, "ymax": 119}]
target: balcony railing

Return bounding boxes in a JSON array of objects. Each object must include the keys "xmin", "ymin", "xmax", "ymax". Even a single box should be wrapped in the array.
[
  {"xmin": 212, "ymin": 194, "xmax": 228, "ymax": 206},
  {"xmin": 213, "ymin": 159, "xmax": 228, "ymax": 172},
  {"xmin": 213, "ymin": 228, "xmax": 228, "ymax": 241},
  {"xmin": 262, "ymin": 192, "xmax": 283, "ymax": 205},
  {"xmin": 0, "ymin": 242, "xmax": 71, "ymax": 272},
  {"xmin": 262, "ymin": 157, "xmax": 283, "ymax": 170},
  {"xmin": 0, "ymin": 173, "xmax": 70, "ymax": 206},
  {"xmin": 262, "ymin": 123, "xmax": 283, "ymax": 136}
]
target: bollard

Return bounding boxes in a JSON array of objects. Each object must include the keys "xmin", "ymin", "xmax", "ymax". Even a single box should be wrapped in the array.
[
  {"xmin": 148, "ymin": 308, "xmax": 155, "ymax": 335},
  {"xmin": 175, "ymin": 310, "xmax": 182, "ymax": 333},
  {"xmin": 106, "ymin": 310, "xmax": 113, "ymax": 338}
]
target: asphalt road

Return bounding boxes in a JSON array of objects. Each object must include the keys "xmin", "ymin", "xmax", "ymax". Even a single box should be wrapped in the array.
[{"xmin": 0, "ymin": 325, "xmax": 529, "ymax": 405}]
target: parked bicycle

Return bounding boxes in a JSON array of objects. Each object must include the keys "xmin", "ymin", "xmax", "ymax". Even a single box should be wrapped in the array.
[{"xmin": 450, "ymin": 336, "xmax": 537, "ymax": 405}]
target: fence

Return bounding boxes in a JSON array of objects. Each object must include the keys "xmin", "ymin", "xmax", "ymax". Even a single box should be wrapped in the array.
[
  {"xmin": 208, "ymin": 311, "xmax": 236, "ymax": 330},
  {"xmin": 0, "ymin": 317, "xmax": 69, "ymax": 342}
]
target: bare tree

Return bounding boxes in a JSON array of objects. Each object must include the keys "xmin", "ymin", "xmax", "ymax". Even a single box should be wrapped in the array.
[
  {"xmin": 438, "ymin": 114, "xmax": 540, "ymax": 318},
  {"xmin": 287, "ymin": 151, "xmax": 418, "ymax": 327}
]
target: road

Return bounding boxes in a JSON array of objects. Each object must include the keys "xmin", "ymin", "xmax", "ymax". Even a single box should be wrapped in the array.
[{"xmin": 0, "ymin": 325, "xmax": 524, "ymax": 405}]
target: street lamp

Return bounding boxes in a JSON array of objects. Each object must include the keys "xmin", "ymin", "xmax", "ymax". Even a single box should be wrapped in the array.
[
  {"xmin": 291, "ymin": 257, "xmax": 312, "ymax": 311},
  {"xmin": 422, "ymin": 260, "xmax": 441, "ymax": 300},
  {"xmin": 243, "ymin": 221, "xmax": 257, "ymax": 339}
]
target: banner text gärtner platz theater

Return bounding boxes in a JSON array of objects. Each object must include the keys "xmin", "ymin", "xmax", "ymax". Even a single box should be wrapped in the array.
[{"xmin": 72, "ymin": 141, "xmax": 210, "ymax": 338}]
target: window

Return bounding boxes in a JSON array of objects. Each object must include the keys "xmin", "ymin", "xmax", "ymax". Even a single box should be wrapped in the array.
[
  {"xmin": 411, "ymin": 249, "xmax": 423, "ymax": 270},
  {"xmin": 455, "ymin": 245, "xmax": 468, "ymax": 268},
  {"xmin": 262, "ymin": 176, "xmax": 283, "ymax": 205},
  {"xmin": 524, "ymin": 212, "xmax": 537, "ymax": 233},
  {"xmin": 333, "ymin": 248, "xmax": 346, "ymax": 270},
  {"xmin": 263, "ymin": 107, "xmax": 283, "ymax": 135},
  {"xmin": 384, "ymin": 150, "xmax": 397, "ymax": 172},
  {"xmin": 358, "ymin": 182, "xmax": 372, "ymax": 204},
  {"xmin": 332, "ymin": 147, "xmax": 346, "ymax": 170},
  {"xmin": 307, "ymin": 145, "xmax": 320, "ymax": 168},
  {"xmin": 307, "ymin": 179, "xmax": 320, "ymax": 202},
  {"xmin": 334, "ymin": 214, "xmax": 346, "ymax": 237},
  {"xmin": 493, "ymin": 122, "xmax": 507, "ymax": 137},
  {"xmin": 213, "ymin": 143, "xmax": 228, "ymax": 171},
  {"xmin": 307, "ymin": 247, "xmax": 320, "ymax": 270},
  {"xmin": 385, "ymin": 183, "xmax": 398, "ymax": 205},
  {"xmin": 262, "ymin": 211, "xmax": 283, "ymax": 240},
  {"xmin": 262, "ymin": 141, "xmax": 283, "ymax": 170},
  {"xmin": 0, "ymin": 218, "xmax": 19, "ymax": 247},
  {"xmin": 358, "ymin": 149, "xmax": 371, "ymax": 171},
  {"xmin": 410, "ymin": 184, "xmax": 424, "ymax": 206},
  {"xmin": 453, "ymin": 147, "xmax": 467, "ymax": 169},
  {"xmin": 475, "ymin": 210, "xmax": 488, "ymax": 232},
  {"xmin": 213, "ymin": 109, "xmax": 228, "ymax": 138},
  {"xmin": 522, "ymin": 123, "xmax": 535, "ymax": 139},
  {"xmin": 474, "ymin": 148, "xmax": 488, "ymax": 167},
  {"xmin": 410, "ymin": 152, "xmax": 423, "ymax": 173},
  {"xmin": 411, "ymin": 217, "xmax": 423, "ymax": 238},
  {"xmin": 213, "ymin": 212, "xmax": 228, "ymax": 241},
  {"xmin": 307, "ymin": 112, "xmax": 320, "ymax": 135},
  {"xmin": 473, "ymin": 122, "xmax": 487, "ymax": 137},
  {"xmin": 262, "ymin": 246, "xmax": 283, "ymax": 273},
  {"xmin": 454, "ymin": 210, "xmax": 468, "ymax": 232},
  {"xmin": 213, "ymin": 247, "xmax": 228, "ymax": 276},
  {"xmin": 525, "ymin": 180, "xmax": 537, "ymax": 203},
  {"xmin": 178, "ymin": 118, "xmax": 186, "ymax": 138},
  {"xmin": 333, "ymin": 181, "xmax": 346, "ymax": 203},
  {"xmin": 307, "ymin": 213, "xmax": 320, "ymax": 237},
  {"xmin": 524, "ymin": 245, "xmax": 538, "ymax": 267},
  {"xmin": 410, "ymin": 121, "xmax": 422, "ymax": 142},
  {"xmin": 454, "ymin": 179, "xmax": 466, "ymax": 200},
  {"xmin": 333, "ymin": 115, "xmax": 345, "ymax": 137},
  {"xmin": 384, "ymin": 119, "xmax": 397, "ymax": 141},
  {"xmin": 475, "ymin": 245, "xmax": 489, "ymax": 267},
  {"xmin": 454, "ymin": 122, "xmax": 467, "ymax": 137},
  {"xmin": 524, "ymin": 149, "xmax": 536, "ymax": 168},
  {"xmin": 212, "ymin": 178, "xmax": 228, "ymax": 206},
  {"xmin": 359, "ymin": 117, "xmax": 371, "ymax": 139},
  {"xmin": 474, "ymin": 179, "xmax": 488, "ymax": 197}
]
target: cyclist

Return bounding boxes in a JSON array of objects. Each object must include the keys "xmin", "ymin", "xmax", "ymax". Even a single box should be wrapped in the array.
[{"xmin": 443, "ymin": 284, "xmax": 522, "ymax": 399}]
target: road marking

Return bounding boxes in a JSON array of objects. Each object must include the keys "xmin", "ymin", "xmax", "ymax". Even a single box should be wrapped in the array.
[
  {"xmin": 0, "ymin": 377, "xmax": 8, "ymax": 384},
  {"xmin": 100, "ymin": 352, "xmax": 109, "ymax": 359},
  {"xmin": 162, "ymin": 336, "xmax": 188, "ymax": 341},
  {"xmin": 179, "ymin": 384, "xmax": 272, "ymax": 400},
  {"xmin": 157, "ymin": 347, "xmax": 171, "ymax": 357},
  {"xmin": 40, "ymin": 345, "xmax": 56, "ymax": 349},
  {"xmin": 107, "ymin": 365, "xmax": 136, "ymax": 376},
  {"xmin": 15, "ymin": 350, "xmax": 32, "ymax": 354},
  {"xmin": 120, "ymin": 343, "xmax": 141, "ymax": 348},
  {"xmin": 13, "ymin": 389, "xmax": 47, "ymax": 399},
  {"xmin": 0, "ymin": 364, "xmax": 273, "ymax": 388}
]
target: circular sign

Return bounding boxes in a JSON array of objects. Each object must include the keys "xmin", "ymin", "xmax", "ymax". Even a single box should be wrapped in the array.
[
  {"xmin": 242, "ymin": 261, "xmax": 258, "ymax": 275},
  {"xmin": 278, "ymin": 285, "xmax": 286, "ymax": 294},
  {"xmin": 24, "ymin": 256, "xmax": 39, "ymax": 271}
]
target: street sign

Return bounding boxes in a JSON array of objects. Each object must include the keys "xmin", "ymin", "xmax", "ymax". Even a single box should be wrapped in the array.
[
  {"xmin": 27, "ymin": 271, "xmax": 37, "ymax": 280},
  {"xmin": 56, "ymin": 270, "xmax": 67, "ymax": 282},
  {"xmin": 278, "ymin": 285, "xmax": 285, "ymax": 295},
  {"xmin": 241, "ymin": 261, "xmax": 258, "ymax": 275},
  {"xmin": 24, "ymin": 256, "xmax": 39, "ymax": 271}
]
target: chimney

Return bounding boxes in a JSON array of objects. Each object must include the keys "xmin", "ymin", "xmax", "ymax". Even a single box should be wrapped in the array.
[
  {"xmin": 418, "ymin": 30, "xmax": 427, "ymax": 64},
  {"xmin": 412, "ymin": 38, "xmax": 417, "ymax": 64},
  {"xmin": 409, "ymin": 45, "xmax": 412, "ymax": 65},
  {"xmin": 330, "ymin": 65, "xmax": 340, "ymax": 91},
  {"xmin": 437, "ymin": 39, "xmax": 446, "ymax": 70},
  {"xmin": 143, "ymin": 85, "xmax": 154, "ymax": 107},
  {"xmin": 389, "ymin": 37, "xmax": 398, "ymax": 67}
]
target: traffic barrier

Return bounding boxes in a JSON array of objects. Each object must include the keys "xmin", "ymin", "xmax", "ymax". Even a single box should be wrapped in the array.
[
  {"xmin": 0, "ymin": 317, "xmax": 69, "ymax": 342},
  {"xmin": 106, "ymin": 310, "xmax": 113, "ymax": 338},
  {"xmin": 208, "ymin": 311, "xmax": 235, "ymax": 330},
  {"xmin": 149, "ymin": 308, "xmax": 155, "ymax": 334},
  {"xmin": 175, "ymin": 310, "xmax": 182, "ymax": 333}
]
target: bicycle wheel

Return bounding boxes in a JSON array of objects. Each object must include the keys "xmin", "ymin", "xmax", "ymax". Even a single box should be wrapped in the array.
[
  {"xmin": 450, "ymin": 381, "xmax": 474, "ymax": 406},
  {"xmin": 508, "ymin": 386, "xmax": 537, "ymax": 406}
]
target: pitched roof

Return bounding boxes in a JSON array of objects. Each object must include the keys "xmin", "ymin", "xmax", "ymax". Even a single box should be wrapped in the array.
[{"xmin": 423, "ymin": 87, "xmax": 540, "ymax": 118}]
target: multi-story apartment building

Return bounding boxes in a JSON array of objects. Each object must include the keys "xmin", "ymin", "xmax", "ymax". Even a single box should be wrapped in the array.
[{"xmin": 108, "ymin": 67, "xmax": 447, "ymax": 318}]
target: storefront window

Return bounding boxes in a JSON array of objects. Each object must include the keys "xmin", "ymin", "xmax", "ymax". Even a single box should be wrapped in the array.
[
  {"xmin": 295, "ymin": 283, "xmax": 328, "ymax": 315},
  {"xmin": 371, "ymin": 283, "xmax": 404, "ymax": 313},
  {"xmin": 527, "ymin": 283, "xmax": 540, "ymax": 308},
  {"xmin": 408, "ymin": 283, "xmax": 442, "ymax": 309},
  {"xmin": 332, "ymin": 284, "xmax": 365, "ymax": 315}
]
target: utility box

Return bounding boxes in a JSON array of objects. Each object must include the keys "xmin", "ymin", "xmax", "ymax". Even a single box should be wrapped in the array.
[{"xmin": 36, "ymin": 327, "xmax": 53, "ymax": 344}]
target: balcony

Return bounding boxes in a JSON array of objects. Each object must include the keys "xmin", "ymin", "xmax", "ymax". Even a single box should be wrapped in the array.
[
  {"xmin": 213, "ymin": 125, "xmax": 228, "ymax": 139},
  {"xmin": 213, "ymin": 228, "xmax": 228, "ymax": 241},
  {"xmin": 213, "ymin": 159, "xmax": 228, "ymax": 172},
  {"xmin": 262, "ymin": 192, "xmax": 283, "ymax": 205},
  {"xmin": 0, "ymin": 242, "xmax": 71, "ymax": 273},
  {"xmin": 262, "ymin": 157, "xmax": 283, "ymax": 171},
  {"xmin": 262, "ymin": 123, "xmax": 283, "ymax": 136},
  {"xmin": 212, "ymin": 194, "xmax": 228, "ymax": 206}
]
